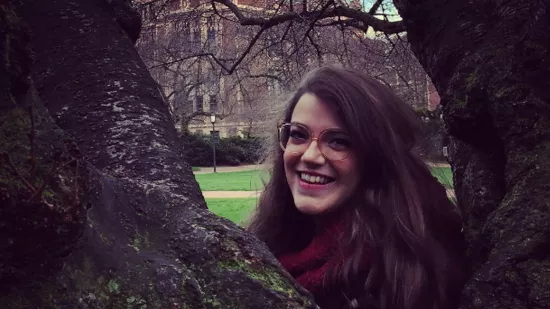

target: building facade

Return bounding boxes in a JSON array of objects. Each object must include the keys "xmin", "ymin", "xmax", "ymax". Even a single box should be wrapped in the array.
[{"xmin": 136, "ymin": 0, "xmax": 440, "ymax": 138}]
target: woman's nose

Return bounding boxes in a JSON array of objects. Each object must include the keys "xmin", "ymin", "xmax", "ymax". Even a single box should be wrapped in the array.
[{"xmin": 300, "ymin": 139, "xmax": 326, "ymax": 165}]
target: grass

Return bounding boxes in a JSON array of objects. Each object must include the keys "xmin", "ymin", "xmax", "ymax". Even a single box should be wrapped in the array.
[
  {"xmin": 430, "ymin": 166, "xmax": 454, "ymax": 188},
  {"xmin": 206, "ymin": 198, "xmax": 258, "ymax": 226},
  {"xmin": 205, "ymin": 167, "xmax": 454, "ymax": 226},
  {"xmin": 195, "ymin": 166, "xmax": 453, "ymax": 191},
  {"xmin": 194, "ymin": 170, "xmax": 271, "ymax": 191}
]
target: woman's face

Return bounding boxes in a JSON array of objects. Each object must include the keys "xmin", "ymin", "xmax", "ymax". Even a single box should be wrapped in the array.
[{"xmin": 283, "ymin": 93, "xmax": 360, "ymax": 216}]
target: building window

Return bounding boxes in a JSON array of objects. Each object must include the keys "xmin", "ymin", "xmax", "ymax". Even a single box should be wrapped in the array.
[
  {"xmin": 207, "ymin": 28, "xmax": 216, "ymax": 41},
  {"xmin": 170, "ymin": 0, "xmax": 181, "ymax": 10},
  {"xmin": 195, "ymin": 95, "xmax": 203, "ymax": 112},
  {"xmin": 210, "ymin": 95, "xmax": 218, "ymax": 112},
  {"xmin": 191, "ymin": 28, "xmax": 201, "ymax": 47}
]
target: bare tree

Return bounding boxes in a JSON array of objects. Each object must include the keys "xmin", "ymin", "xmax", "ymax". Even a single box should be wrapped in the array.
[{"xmin": 135, "ymin": 0, "xmax": 429, "ymax": 136}]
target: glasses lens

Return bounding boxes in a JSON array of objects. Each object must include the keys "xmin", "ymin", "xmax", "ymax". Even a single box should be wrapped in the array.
[
  {"xmin": 279, "ymin": 124, "xmax": 352, "ymax": 160},
  {"xmin": 319, "ymin": 130, "xmax": 352, "ymax": 161},
  {"xmin": 279, "ymin": 123, "xmax": 310, "ymax": 153}
]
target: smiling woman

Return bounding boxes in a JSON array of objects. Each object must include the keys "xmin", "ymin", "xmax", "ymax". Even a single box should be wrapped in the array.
[
  {"xmin": 247, "ymin": 67, "xmax": 465, "ymax": 309},
  {"xmin": 280, "ymin": 94, "xmax": 361, "ymax": 216}
]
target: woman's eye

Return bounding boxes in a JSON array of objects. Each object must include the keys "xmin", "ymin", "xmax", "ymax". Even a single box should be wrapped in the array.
[
  {"xmin": 289, "ymin": 129, "xmax": 309, "ymax": 141},
  {"xmin": 328, "ymin": 138, "xmax": 351, "ymax": 150}
]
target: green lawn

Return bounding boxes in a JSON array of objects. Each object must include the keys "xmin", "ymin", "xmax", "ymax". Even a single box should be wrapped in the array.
[
  {"xmin": 206, "ymin": 198, "xmax": 258, "ymax": 226},
  {"xmin": 196, "ymin": 166, "xmax": 453, "ymax": 191},
  {"xmin": 194, "ymin": 170, "xmax": 270, "ymax": 191},
  {"xmin": 430, "ymin": 166, "xmax": 454, "ymax": 188}
]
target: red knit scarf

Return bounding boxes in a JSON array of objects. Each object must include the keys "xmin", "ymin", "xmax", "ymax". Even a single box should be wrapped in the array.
[{"xmin": 277, "ymin": 215, "xmax": 356, "ymax": 308}]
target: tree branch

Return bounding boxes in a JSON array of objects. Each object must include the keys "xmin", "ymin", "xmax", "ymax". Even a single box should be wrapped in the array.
[
  {"xmin": 368, "ymin": 0, "xmax": 384, "ymax": 14},
  {"xmin": 212, "ymin": 0, "xmax": 405, "ymax": 34}
]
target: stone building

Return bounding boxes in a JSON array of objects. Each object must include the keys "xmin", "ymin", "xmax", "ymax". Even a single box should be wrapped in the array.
[{"xmin": 136, "ymin": 0, "xmax": 440, "ymax": 138}]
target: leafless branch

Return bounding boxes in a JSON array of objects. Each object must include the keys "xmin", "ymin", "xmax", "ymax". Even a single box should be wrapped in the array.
[
  {"xmin": 212, "ymin": 0, "xmax": 405, "ymax": 34},
  {"xmin": 369, "ymin": 0, "xmax": 384, "ymax": 14}
]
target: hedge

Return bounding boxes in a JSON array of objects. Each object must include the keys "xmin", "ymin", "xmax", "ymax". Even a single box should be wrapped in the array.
[
  {"xmin": 182, "ymin": 107, "xmax": 448, "ymax": 166},
  {"xmin": 182, "ymin": 133, "xmax": 265, "ymax": 166}
]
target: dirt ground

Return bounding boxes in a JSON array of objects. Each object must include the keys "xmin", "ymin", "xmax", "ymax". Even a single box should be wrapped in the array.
[
  {"xmin": 202, "ymin": 191, "xmax": 262, "ymax": 198},
  {"xmin": 193, "ymin": 164, "xmax": 266, "ymax": 174}
]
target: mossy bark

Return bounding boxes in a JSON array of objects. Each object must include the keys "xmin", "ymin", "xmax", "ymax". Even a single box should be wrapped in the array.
[
  {"xmin": 0, "ymin": 1, "xmax": 315, "ymax": 308},
  {"xmin": 393, "ymin": 0, "xmax": 550, "ymax": 308}
]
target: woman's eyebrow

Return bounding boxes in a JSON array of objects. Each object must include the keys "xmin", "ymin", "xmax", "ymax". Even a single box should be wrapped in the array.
[
  {"xmin": 290, "ymin": 121, "xmax": 348, "ymax": 133},
  {"xmin": 323, "ymin": 127, "xmax": 349, "ymax": 134}
]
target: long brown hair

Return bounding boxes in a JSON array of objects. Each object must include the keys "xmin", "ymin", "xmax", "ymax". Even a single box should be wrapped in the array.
[{"xmin": 247, "ymin": 67, "xmax": 465, "ymax": 309}]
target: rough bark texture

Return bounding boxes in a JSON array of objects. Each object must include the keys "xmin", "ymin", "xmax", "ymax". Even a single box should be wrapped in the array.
[
  {"xmin": 0, "ymin": 1, "xmax": 315, "ymax": 308},
  {"xmin": 393, "ymin": 0, "xmax": 550, "ymax": 308}
]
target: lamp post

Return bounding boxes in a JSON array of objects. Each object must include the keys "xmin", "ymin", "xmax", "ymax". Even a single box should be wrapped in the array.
[{"xmin": 210, "ymin": 113, "xmax": 217, "ymax": 173}]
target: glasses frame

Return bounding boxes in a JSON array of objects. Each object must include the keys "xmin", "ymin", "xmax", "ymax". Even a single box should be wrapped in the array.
[{"xmin": 277, "ymin": 122, "xmax": 352, "ymax": 161}]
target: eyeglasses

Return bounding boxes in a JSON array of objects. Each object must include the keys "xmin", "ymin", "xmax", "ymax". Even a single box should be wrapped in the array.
[{"xmin": 278, "ymin": 122, "xmax": 352, "ymax": 161}]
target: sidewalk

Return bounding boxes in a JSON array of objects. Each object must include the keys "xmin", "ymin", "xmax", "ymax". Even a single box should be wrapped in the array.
[
  {"xmin": 193, "ymin": 164, "xmax": 265, "ymax": 174},
  {"xmin": 202, "ymin": 191, "xmax": 261, "ymax": 198}
]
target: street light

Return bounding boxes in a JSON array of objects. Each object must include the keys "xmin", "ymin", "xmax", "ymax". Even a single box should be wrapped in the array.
[{"xmin": 210, "ymin": 113, "xmax": 217, "ymax": 173}]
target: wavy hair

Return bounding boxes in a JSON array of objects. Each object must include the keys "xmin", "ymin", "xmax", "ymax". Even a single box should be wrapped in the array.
[{"xmin": 247, "ymin": 67, "xmax": 465, "ymax": 309}]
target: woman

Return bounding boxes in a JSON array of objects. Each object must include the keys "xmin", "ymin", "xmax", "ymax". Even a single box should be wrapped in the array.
[{"xmin": 247, "ymin": 67, "xmax": 465, "ymax": 309}]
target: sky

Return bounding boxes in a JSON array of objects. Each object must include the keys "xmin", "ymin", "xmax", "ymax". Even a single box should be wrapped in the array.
[
  {"xmin": 360, "ymin": 0, "xmax": 402, "ymax": 21},
  {"xmin": 358, "ymin": 0, "xmax": 403, "ymax": 37}
]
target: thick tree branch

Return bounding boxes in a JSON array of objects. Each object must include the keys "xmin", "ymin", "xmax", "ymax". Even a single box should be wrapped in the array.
[{"xmin": 212, "ymin": 0, "xmax": 405, "ymax": 34}]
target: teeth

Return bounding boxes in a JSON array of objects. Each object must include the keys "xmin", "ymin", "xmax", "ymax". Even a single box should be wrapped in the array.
[{"xmin": 300, "ymin": 173, "xmax": 329, "ymax": 184}]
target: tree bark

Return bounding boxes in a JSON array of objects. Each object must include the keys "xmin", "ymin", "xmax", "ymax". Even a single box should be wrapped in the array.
[
  {"xmin": 0, "ymin": 1, "xmax": 314, "ymax": 308},
  {"xmin": 393, "ymin": 0, "xmax": 550, "ymax": 308}
]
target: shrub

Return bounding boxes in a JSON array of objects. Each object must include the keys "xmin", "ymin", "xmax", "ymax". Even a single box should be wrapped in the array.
[{"xmin": 182, "ymin": 133, "xmax": 266, "ymax": 166}]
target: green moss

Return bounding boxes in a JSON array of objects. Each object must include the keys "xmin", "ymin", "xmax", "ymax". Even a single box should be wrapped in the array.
[
  {"xmin": 0, "ymin": 101, "xmax": 76, "ymax": 210},
  {"xmin": 454, "ymin": 93, "xmax": 468, "ymax": 108},
  {"xmin": 126, "ymin": 295, "xmax": 147, "ymax": 309},
  {"xmin": 222, "ymin": 239, "xmax": 239, "ymax": 251},
  {"xmin": 465, "ymin": 71, "xmax": 479, "ymax": 87},
  {"xmin": 0, "ymin": 107, "xmax": 31, "ymax": 190},
  {"xmin": 107, "ymin": 279, "xmax": 121, "ymax": 294},
  {"xmin": 132, "ymin": 235, "xmax": 141, "ymax": 252},
  {"xmin": 42, "ymin": 189, "xmax": 54, "ymax": 198},
  {"xmin": 131, "ymin": 230, "xmax": 151, "ymax": 252},
  {"xmin": 218, "ymin": 259, "xmax": 296, "ymax": 297},
  {"xmin": 203, "ymin": 295, "xmax": 222, "ymax": 308}
]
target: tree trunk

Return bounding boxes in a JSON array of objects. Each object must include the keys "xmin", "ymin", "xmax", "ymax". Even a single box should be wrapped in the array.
[
  {"xmin": 393, "ymin": 1, "xmax": 550, "ymax": 308},
  {"xmin": 0, "ymin": 1, "xmax": 314, "ymax": 308}
]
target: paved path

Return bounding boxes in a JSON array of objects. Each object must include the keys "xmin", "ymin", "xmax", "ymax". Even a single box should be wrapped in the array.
[
  {"xmin": 193, "ymin": 164, "xmax": 265, "ymax": 174},
  {"xmin": 202, "ymin": 191, "xmax": 262, "ymax": 198},
  {"xmin": 203, "ymin": 189, "xmax": 456, "ymax": 199}
]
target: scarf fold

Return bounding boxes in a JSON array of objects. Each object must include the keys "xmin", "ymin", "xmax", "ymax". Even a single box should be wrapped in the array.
[{"xmin": 277, "ymin": 214, "xmax": 361, "ymax": 308}]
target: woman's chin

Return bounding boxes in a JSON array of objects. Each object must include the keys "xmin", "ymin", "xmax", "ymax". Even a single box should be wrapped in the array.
[{"xmin": 294, "ymin": 198, "xmax": 331, "ymax": 215}]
